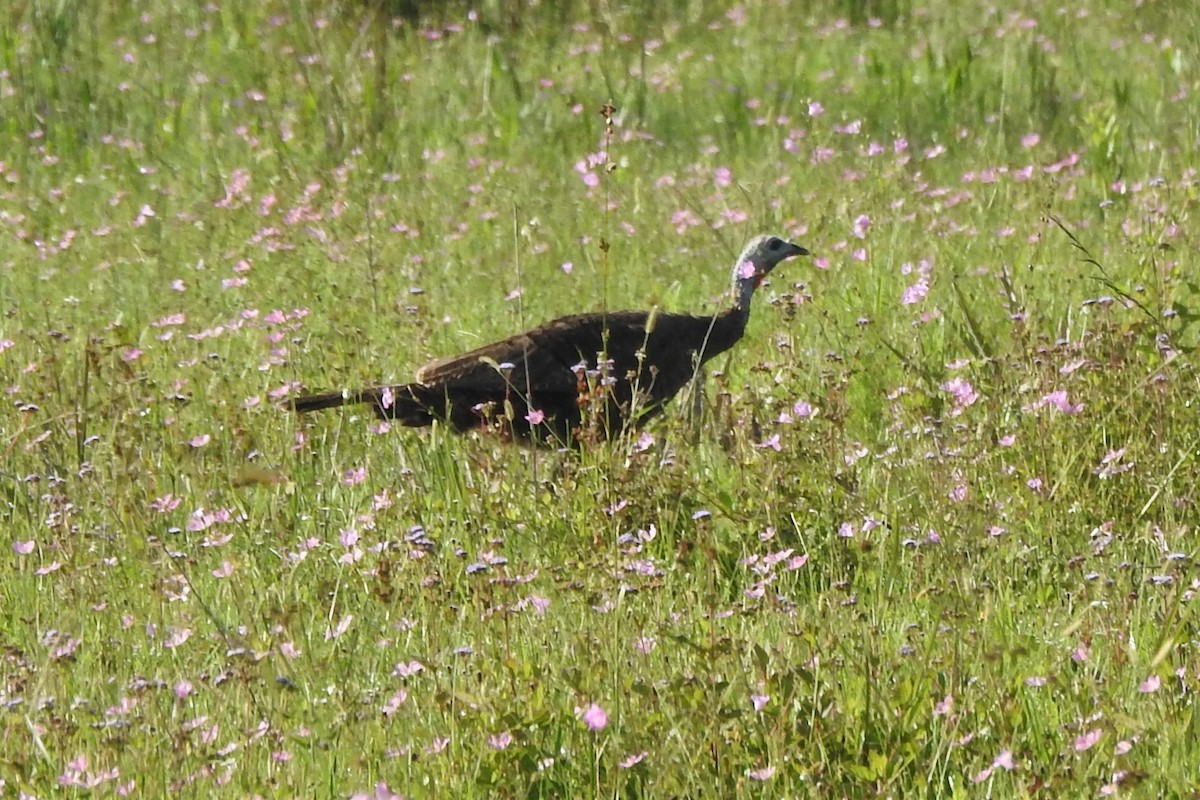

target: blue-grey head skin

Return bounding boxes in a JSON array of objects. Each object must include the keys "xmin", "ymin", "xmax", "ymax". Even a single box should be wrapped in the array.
[{"xmin": 731, "ymin": 234, "xmax": 811, "ymax": 313}]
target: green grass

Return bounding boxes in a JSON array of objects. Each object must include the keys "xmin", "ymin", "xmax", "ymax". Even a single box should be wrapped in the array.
[{"xmin": 2, "ymin": 0, "xmax": 1199, "ymax": 796}]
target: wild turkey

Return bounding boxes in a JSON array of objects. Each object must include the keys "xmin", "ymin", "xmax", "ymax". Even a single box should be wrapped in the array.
[{"xmin": 290, "ymin": 234, "xmax": 809, "ymax": 443}]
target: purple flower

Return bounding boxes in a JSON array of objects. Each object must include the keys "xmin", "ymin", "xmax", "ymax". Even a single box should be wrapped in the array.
[
  {"xmin": 1074, "ymin": 728, "xmax": 1102, "ymax": 752},
  {"xmin": 393, "ymin": 660, "xmax": 425, "ymax": 677},
  {"xmin": 149, "ymin": 494, "xmax": 182, "ymax": 513},
  {"xmin": 902, "ymin": 278, "xmax": 929, "ymax": 305},
  {"xmin": 366, "ymin": 781, "xmax": 403, "ymax": 800},
  {"xmin": 941, "ymin": 377, "xmax": 978, "ymax": 408},
  {"xmin": 852, "ymin": 214, "xmax": 871, "ymax": 238},
  {"xmin": 1025, "ymin": 389, "xmax": 1084, "ymax": 414},
  {"xmin": 633, "ymin": 637, "xmax": 656, "ymax": 654},
  {"xmin": 970, "ymin": 766, "xmax": 994, "ymax": 784},
  {"xmin": 163, "ymin": 627, "xmax": 192, "ymax": 649},
  {"xmin": 325, "ymin": 615, "xmax": 353, "ymax": 640},
  {"xmin": 746, "ymin": 765, "xmax": 775, "ymax": 781},
  {"xmin": 579, "ymin": 703, "xmax": 607, "ymax": 731},
  {"xmin": 382, "ymin": 689, "xmax": 407, "ymax": 717},
  {"xmin": 756, "ymin": 434, "xmax": 781, "ymax": 452}
]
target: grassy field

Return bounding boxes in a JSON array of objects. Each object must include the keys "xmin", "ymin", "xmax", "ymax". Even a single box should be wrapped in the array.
[{"xmin": 2, "ymin": 0, "xmax": 1199, "ymax": 796}]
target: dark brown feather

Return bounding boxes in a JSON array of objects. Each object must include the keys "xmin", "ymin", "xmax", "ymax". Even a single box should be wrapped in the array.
[
  {"xmin": 288, "ymin": 235, "xmax": 809, "ymax": 443},
  {"xmin": 291, "ymin": 309, "xmax": 746, "ymax": 443}
]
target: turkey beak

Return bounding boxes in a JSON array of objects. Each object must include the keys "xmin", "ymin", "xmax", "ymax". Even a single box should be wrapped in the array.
[{"xmin": 758, "ymin": 243, "xmax": 810, "ymax": 284}]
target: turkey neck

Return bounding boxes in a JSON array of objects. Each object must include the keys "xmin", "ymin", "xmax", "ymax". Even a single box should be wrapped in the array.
[{"xmin": 696, "ymin": 305, "xmax": 751, "ymax": 365}]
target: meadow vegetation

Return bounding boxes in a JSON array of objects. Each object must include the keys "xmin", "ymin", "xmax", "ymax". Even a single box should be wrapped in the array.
[{"xmin": 2, "ymin": 0, "xmax": 1198, "ymax": 796}]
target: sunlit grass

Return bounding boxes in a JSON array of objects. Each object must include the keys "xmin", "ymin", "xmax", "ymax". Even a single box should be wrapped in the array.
[{"xmin": 2, "ymin": 0, "xmax": 1198, "ymax": 796}]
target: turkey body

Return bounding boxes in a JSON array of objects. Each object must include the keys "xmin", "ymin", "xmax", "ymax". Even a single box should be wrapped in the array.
[
  {"xmin": 292, "ymin": 307, "xmax": 748, "ymax": 443},
  {"xmin": 289, "ymin": 234, "xmax": 809, "ymax": 444}
]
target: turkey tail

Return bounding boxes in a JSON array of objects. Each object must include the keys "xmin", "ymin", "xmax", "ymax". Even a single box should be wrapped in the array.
[
  {"xmin": 289, "ymin": 385, "xmax": 438, "ymax": 428},
  {"xmin": 289, "ymin": 390, "xmax": 362, "ymax": 413}
]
